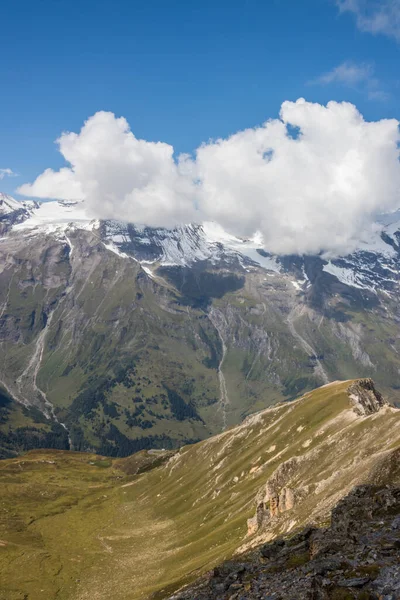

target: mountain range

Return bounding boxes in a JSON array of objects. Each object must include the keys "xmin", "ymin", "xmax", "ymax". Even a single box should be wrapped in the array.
[{"xmin": 1, "ymin": 192, "xmax": 400, "ymax": 457}]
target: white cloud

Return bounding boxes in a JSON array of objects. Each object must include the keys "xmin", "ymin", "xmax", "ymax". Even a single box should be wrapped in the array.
[
  {"xmin": 337, "ymin": 0, "xmax": 400, "ymax": 42},
  {"xmin": 315, "ymin": 61, "xmax": 373, "ymax": 86},
  {"xmin": 313, "ymin": 61, "xmax": 388, "ymax": 101},
  {"xmin": 0, "ymin": 168, "xmax": 16, "ymax": 180},
  {"xmin": 18, "ymin": 100, "xmax": 400, "ymax": 256},
  {"xmin": 18, "ymin": 111, "xmax": 197, "ymax": 227}
]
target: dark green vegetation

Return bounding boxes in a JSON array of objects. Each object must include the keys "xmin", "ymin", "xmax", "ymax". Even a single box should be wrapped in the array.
[
  {"xmin": 0, "ymin": 381, "xmax": 399, "ymax": 600},
  {"xmin": 157, "ymin": 264, "xmax": 245, "ymax": 308},
  {"xmin": 0, "ymin": 386, "xmax": 69, "ymax": 459}
]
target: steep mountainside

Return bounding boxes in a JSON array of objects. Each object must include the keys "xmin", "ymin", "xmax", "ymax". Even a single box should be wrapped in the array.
[
  {"xmin": 2, "ymin": 196, "xmax": 400, "ymax": 455},
  {"xmin": 171, "ymin": 485, "xmax": 400, "ymax": 600},
  {"xmin": 0, "ymin": 380, "xmax": 399, "ymax": 600}
]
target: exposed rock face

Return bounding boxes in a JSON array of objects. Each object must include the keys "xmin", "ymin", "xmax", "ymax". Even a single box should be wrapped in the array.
[
  {"xmin": 248, "ymin": 483, "xmax": 308, "ymax": 534},
  {"xmin": 277, "ymin": 486, "xmax": 295, "ymax": 514},
  {"xmin": 347, "ymin": 378, "xmax": 387, "ymax": 416},
  {"xmin": 247, "ymin": 379, "xmax": 390, "ymax": 537},
  {"xmin": 171, "ymin": 486, "xmax": 400, "ymax": 600},
  {"xmin": 247, "ymin": 456, "xmax": 308, "ymax": 534}
]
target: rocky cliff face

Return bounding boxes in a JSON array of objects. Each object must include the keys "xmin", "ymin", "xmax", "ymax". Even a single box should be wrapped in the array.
[
  {"xmin": 347, "ymin": 378, "xmax": 388, "ymax": 416},
  {"xmin": 171, "ymin": 485, "xmax": 400, "ymax": 600},
  {"xmin": 246, "ymin": 380, "xmax": 391, "ymax": 538}
]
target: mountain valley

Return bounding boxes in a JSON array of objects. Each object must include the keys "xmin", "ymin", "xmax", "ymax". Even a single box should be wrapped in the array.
[{"xmin": 0, "ymin": 378, "xmax": 399, "ymax": 599}]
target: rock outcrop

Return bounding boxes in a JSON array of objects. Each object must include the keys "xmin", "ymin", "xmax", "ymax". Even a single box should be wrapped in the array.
[
  {"xmin": 347, "ymin": 378, "xmax": 387, "ymax": 416},
  {"xmin": 171, "ymin": 485, "xmax": 400, "ymax": 600},
  {"xmin": 247, "ymin": 456, "xmax": 309, "ymax": 535},
  {"xmin": 247, "ymin": 379, "xmax": 390, "ymax": 537}
]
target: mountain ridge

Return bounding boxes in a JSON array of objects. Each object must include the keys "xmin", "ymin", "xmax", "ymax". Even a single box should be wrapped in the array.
[{"xmin": 0, "ymin": 379, "xmax": 399, "ymax": 600}]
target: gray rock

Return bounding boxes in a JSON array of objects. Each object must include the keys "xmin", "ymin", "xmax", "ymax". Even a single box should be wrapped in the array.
[{"xmin": 337, "ymin": 576, "xmax": 370, "ymax": 587}]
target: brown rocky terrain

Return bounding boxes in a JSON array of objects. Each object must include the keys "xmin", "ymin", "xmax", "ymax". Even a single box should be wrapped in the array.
[{"xmin": 170, "ymin": 484, "xmax": 400, "ymax": 600}]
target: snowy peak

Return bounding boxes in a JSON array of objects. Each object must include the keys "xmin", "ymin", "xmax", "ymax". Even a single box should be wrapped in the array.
[
  {"xmin": 0, "ymin": 193, "xmax": 21, "ymax": 214},
  {"xmin": 0, "ymin": 194, "xmax": 281, "ymax": 273},
  {"xmin": 103, "ymin": 220, "xmax": 248, "ymax": 268},
  {"xmin": 2, "ymin": 193, "xmax": 400, "ymax": 294},
  {"xmin": 0, "ymin": 192, "xmax": 37, "ymax": 215},
  {"xmin": 102, "ymin": 219, "xmax": 284, "ymax": 273},
  {"xmin": 11, "ymin": 197, "xmax": 95, "ymax": 237},
  {"xmin": 0, "ymin": 193, "xmax": 39, "ymax": 234}
]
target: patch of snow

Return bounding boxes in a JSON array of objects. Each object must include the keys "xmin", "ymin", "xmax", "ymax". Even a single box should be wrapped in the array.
[
  {"xmin": 110, "ymin": 234, "xmax": 127, "ymax": 243},
  {"xmin": 13, "ymin": 199, "xmax": 93, "ymax": 234},
  {"xmin": 323, "ymin": 262, "xmax": 373, "ymax": 290},
  {"xmin": 141, "ymin": 265, "xmax": 156, "ymax": 279},
  {"xmin": 102, "ymin": 242, "xmax": 131, "ymax": 259},
  {"xmin": 291, "ymin": 279, "xmax": 306, "ymax": 291},
  {"xmin": 203, "ymin": 222, "xmax": 281, "ymax": 273}
]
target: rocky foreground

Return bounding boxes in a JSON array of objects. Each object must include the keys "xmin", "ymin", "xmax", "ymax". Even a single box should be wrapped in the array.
[{"xmin": 170, "ymin": 485, "xmax": 400, "ymax": 600}]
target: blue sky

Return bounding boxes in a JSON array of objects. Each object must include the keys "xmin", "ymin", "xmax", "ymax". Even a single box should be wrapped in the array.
[{"xmin": 1, "ymin": 0, "xmax": 399, "ymax": 196}]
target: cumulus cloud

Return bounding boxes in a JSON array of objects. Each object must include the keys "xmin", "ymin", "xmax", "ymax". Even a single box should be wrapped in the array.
[
  {"xmin": 18, "ymin": 100, "xmax": 400, "ymax": 256},
  {"xmin": 18, "ymin": 112, "xmax": 196, "ymax": 227},
  {"xmin": 337, "ymin": 0, "xmax": 400, "ymax": 42},
  {"xmin": 0, "ymin": 168, "xmax": 16, "ymax": 180}
]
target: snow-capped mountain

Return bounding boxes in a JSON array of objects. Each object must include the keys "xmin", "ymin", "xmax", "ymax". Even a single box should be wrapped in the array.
[
  {"xmin": 0, "ymin": 192, "xmax": 38, "ymax": 234},
  {"xmin": 2, "ymin": 193, "xmax": 400, "ymax": 458},
  {"xmin": 6, "ymin": 195, "xmax": 280, "ymax": 271},
  {"xmin": 5, "ymin": 194, "xmax": 400, "ymax": 293}
]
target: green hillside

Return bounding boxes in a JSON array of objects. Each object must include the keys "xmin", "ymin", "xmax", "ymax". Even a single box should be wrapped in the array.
[{"xmin": 1, "ymin": 379, "xmax": 399, "ymax": 600}]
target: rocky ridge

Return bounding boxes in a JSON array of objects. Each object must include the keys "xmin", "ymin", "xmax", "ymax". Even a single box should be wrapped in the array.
[
  {"xmin": 246, "ymin": 379, "xmax": 390, "ymax": 537},
  {"xmin": 0, "ymin": 380, "xmax": 400, "ymax": 600},
  {"xmin": 347, "ymin": 378, "xmax": 387, "ymax": 416},
  {"xmin": 169, "ymin": 484, "xmax": 400, "ymax": 600}
]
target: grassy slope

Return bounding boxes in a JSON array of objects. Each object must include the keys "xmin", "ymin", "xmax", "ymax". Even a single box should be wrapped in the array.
[{"xmin": 1, "ymin": 381, "xmax": 399, "ymax": 600}]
